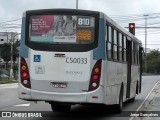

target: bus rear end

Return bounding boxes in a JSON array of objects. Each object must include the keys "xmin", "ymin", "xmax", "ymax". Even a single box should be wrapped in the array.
[{"xmin": 19, "ymin": 9, "xmax": 105, "ymax": 111}]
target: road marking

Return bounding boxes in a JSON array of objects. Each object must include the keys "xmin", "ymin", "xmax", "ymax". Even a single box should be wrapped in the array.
[
  {"xmin": 1, "ymin": 106, "xmax": 18, "ymax": 111},
  {"xmin": 129, "ymin": 81, "xmax": 160, "ymax": 120},
  {"xmin": 1, "ymin": 103, "xmax": 30, "ymax": 111},
  {"xmin": 14, "ymin": 103, "xmax": 30, "ymax": 107}
]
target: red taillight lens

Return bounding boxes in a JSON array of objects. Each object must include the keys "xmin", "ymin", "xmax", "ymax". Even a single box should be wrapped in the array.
[
  {"xmin": 93, "ymin": 75, "xmax": 99, "ymax": 80},
  {"xmin": 22, "ymin": 72, "xmax": 28, "ymax": 78},
  {"xmin": 20, "ymin": 57, "xmax": 31, "ymax": 89},
  {"xmin": 88, "ymin": 59, "xmax": 102, "ymax": 91}
]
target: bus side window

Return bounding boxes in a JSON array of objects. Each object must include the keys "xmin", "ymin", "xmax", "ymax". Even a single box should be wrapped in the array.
[
  {"xmin": 132, "ymin": 41, "xmax": 135, "ymax": 64},
  {"xmin": 137, "ymin": 44, "xmax": 139, "ymax": 65},
  {"xmin": 123, "ymin": 36, "xmax": 127, "ymax": 62},
  {"xmin": 108, "ymin": 42, "xmax": 112, "ymax": 59},
  {"xmin": 132, "ymin": 41, "xmax": 136, "ymax": 65},
  {"xmin": 107, "ymin": 26, "xmax": 112, "ymax": 59},
  {"xmin": 134, "ymin": 43, "xmax": 137, "ymax": 65},
  {"xmin": 113, "ymin": 29, "xmax": 118, "ymax": 60},
  {"xmin": 108, "ymin": 26, "xmax": 112, "ymax": 42},
  {"xmin": 118, "ymin": 33, "xmax": 123, "ymax": 61}
]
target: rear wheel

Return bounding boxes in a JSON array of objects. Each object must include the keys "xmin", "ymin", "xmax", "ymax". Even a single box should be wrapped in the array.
[
  {"xmin": 129, "ymin": 82, "xmax": 138, "ymax": 103},
  {"xmin": 115, "ymin": 86, "xmax": 123, "ymax": 113},
  {"xmin": 51, "ymin": 104, "xmax": 71, "ymax": 112},
  {"xmin": 129, "ymin": 97, "xmax": 135, "ymax": 103}
]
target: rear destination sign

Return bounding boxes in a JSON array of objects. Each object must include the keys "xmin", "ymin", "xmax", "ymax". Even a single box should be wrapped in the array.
[{"xmin": 77, "ymin": 30, "xmax": 91, "ymax": 40}]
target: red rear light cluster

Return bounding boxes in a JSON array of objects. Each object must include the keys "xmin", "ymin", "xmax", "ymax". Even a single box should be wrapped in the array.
[
  {"xmin": 88, "ymin": 59, "xmax": 102, "ymax": 91},
  {"xmin": 20, "ymin": 57, "xmax": 31, "ymax": 88}
]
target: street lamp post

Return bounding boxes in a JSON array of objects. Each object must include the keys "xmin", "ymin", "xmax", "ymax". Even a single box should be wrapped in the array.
[
  {"xmin": 0, "ymin": 47, "xmax": 1, "ymax": 80},
  {"xmin": 10, "ymin": 32, "xmax": 19, "ymax": 78},
  {"xmin": 144, "ymin": 14, "xmax": 148, "ymax": 73},
  {"xmin": 76, "ymin": 0, "xmax": 78, "ymax": 9},
  {"xmin": 10, "ymin": 33, "xmax": 13, "ymax": 78}
]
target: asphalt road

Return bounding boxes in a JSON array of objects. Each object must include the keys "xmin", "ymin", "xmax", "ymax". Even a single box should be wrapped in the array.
[{"xmin": 0, "ymin": 76, "xmax": 159, "ymax": 120}]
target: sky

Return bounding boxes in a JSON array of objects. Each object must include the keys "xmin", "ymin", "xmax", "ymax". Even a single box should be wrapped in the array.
[{"xmin": 0, "ymin": 0, "xmax": 160, "ymax": 50}]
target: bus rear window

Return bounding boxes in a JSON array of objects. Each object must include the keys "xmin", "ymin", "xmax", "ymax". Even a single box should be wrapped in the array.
[{"xmin": 29, "ymin": 15, "xmax": 95, "ymax": 44}]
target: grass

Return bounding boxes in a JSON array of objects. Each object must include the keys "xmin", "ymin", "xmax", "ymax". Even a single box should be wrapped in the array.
[{"xmin": 0, "ymin": 78, "xmax": 18, "ymax": 84}]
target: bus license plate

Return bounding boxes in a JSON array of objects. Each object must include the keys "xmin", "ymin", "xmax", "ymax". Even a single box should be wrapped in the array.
[{"xmin": 52, "ymin": 82, "xmax": 67, "ymax": 88}]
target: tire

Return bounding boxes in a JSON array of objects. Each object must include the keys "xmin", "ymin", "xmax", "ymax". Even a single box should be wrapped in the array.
[
  {"xmin": 129, "ymin": 82, "xmax": 137, "ymax": 103},
  {"xmin": 115, "ymin": 86, "xmax": 123, "ymax": 113},
  {"xmin": 51, "ymin": 104, "xmax": 71, "ymax": 112},
  {"xmin": 129, "ymin": 97, "xmax": 135, "ymax": 103}
]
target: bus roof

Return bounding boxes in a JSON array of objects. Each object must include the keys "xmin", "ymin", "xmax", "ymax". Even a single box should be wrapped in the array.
[{"xmin": 101, "ymin": 11, "xmax": 142, "ymax": 46}]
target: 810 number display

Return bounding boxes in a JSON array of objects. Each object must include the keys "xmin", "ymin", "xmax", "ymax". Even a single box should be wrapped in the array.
[{"xmin": 78, "ymin": 18, "xmax": 90, "ymax": 26}]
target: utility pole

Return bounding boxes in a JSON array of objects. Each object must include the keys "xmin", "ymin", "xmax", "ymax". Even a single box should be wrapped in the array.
[
  {"xmin": 0, "ymin": 47, "xmax": 1, "ymax": 80},
  {"xmin": 76, "ymin": 0, "xmax": 78, "ymax": 9},
  {"xmin": 10, "ymin": 32, "xmax": 19, "ymax": 78},
  {"xmin": 10, "ymin": 32, "xmax": 13, "ymax": 78},
  {"xmin": 144, "ymin": 14, "xmax": 148, "ymax": 73}
]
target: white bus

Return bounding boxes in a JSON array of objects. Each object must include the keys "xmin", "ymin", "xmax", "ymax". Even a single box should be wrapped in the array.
[{"xmin": 19, "ymin": 9, "xmax": 143, "ymax": 112}]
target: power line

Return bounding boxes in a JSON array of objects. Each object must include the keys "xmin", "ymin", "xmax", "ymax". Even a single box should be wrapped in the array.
[{"xmin": 0, "ymin": 18, "xmax": 21, "ymax": 25}]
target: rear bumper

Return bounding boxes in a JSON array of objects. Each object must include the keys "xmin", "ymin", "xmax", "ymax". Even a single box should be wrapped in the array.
[
  {"xmin": 19, "ymin": 84, "xmax": 104, "ymax": 104},
  {"xmin": 31, "ymin": 89, "xmax": 87, "ymax": 103}
]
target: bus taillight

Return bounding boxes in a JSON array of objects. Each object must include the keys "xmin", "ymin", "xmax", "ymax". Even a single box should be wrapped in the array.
[
  {"xmin": 21, "ymin": 65, "xmax": 27, "ymax": 71},
  {"xmin": 93, "ymin": 75, "xmax": 99, "ymax": 80},
  {"xmin": 88, "ymin": 59, "xmax": 102, "ymax": 91},
  {"xmin": 22, "ymin": 72, "xmax": 28, "ymax": 78},
  {"xmin": 20, "ymin": 57, "xmax": 31, "ymax": 89},
  {"xmin": 94, "ymin": 67, "xmax": 100, "ymax": 74}
]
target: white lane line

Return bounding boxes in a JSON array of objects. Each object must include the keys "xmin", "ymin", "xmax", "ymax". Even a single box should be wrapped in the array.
[
  {"xmin": 129, "ymin": 81, "xmax": 160, "ymax": 120},
  {"xmin": 1, "ymin": 103, "xmax": 30, "ymax": 111},
  {"xmin": 1, "ymin": 106, "xmax": 18, "ymax": 111},
  {"xmin": 14, "ymin": 103, "xmax": 30, "ymax": 107}
]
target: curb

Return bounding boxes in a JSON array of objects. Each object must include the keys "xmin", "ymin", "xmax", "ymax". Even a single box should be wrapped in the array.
[
  {"xmin": 131, "ymin": 81, "xmax": 160, "ymax": 120},
  {"xmin": 0, "ymin": 83, "xmax": 18, "ymax": 86},
  {"xmin": 140, "ymin": 81, "xmax": 160, "ymax": 120},
  {"xmin": 0, "ymin": 83, "xmax": 18, "ymax": 89}
]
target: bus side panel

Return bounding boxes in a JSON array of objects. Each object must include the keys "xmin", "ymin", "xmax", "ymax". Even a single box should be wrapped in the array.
[
  {"xmin": 106, "ymin": 61, "xmax": 125, "ymax": 105},
  {"xmin": 122, "ymin": 63, "xmax": 127, "ymax": 102},
  {"xmin": 86, "ymin": 87, "xmax": 104, "ymax": 103},
  {"xmin": 115, "ymin": 63, "xmax": 123, "ymax": 85},
  {"xmin": 115, "ymin": 62, "xmax": 123, "ymax": 103},
  {"xmin": 105, "ymin": 86, "xmax": 112, "ymax": 104},
  {"xmin": 130, "ymin": 65, "xmax": 139, "ymax": 98},
  {"xmin": 106, "ymin": 61, "xmax": 116, "ymax": 104}
]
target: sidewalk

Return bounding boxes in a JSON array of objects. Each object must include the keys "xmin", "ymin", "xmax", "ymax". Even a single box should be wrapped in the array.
[
  {"xmin": 0, "ymin": 83, "xmax": 18, "ymax": 89},
  {"xmin": 135, "ymin": 81, "xmax": 160, "ymax": 120},
  {"xmin": 142, "ymin": 81, "xmax": 160, "ymax": 120}
]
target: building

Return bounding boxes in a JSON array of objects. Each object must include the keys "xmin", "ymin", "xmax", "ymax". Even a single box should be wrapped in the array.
[
  {"xmin": 0, "ymin": 32, "xmax": 19, "ymax": 44},
  {"xmin": 0, "ymin": 32, "xmax": 19, "ymax": 70}
]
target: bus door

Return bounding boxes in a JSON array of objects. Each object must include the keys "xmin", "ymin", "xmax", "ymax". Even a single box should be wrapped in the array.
[
  {"xmin": 139, "ymin": 47, "xmax": 143, "ymax": 93},
  {"xmin": 126, "ymin": 40, "xmax": 132, "ymax": 98}
]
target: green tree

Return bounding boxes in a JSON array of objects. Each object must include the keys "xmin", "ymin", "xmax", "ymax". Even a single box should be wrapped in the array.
[
  {"xmin": 0, "ymin": 41, "xmax": 19, "ymax": 68},
  {"xmin": 145, "ymin": 49, "xmax": 160, "ymax": 73},
  {"xmin": 0, "ymin": 43, "xmax": 11, "ymax": 69},
  {"xmin": 12, "ymin": 40, "xmax": 19, "ymax": 77},
  {"xmin": 13, "ymin": 40, "xmax": 19, "ymax": 63}
]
